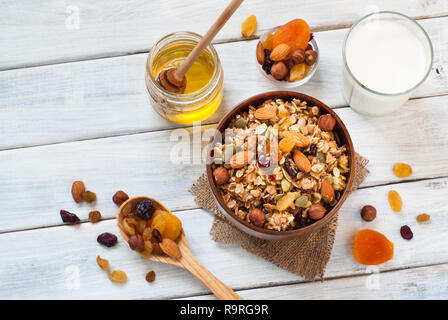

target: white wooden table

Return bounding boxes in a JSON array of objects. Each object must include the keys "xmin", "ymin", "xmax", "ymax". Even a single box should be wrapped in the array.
[{"xmin": 1, "ymin": 0, "xmax": 447, "ymax": 300}]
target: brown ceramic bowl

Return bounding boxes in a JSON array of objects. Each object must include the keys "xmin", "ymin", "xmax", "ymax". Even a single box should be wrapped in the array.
[{"xmin": 206, "ymin": 91, "xmax": 355, "ymax": 240}]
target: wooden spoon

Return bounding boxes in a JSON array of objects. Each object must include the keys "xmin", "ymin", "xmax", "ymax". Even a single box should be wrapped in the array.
[
  {"xmin": 116, "ymin": 196, "xmax": 243, "ymax": 300},
  {"xmin": 158, "ymin": 0, "xmax": 244, "ymax": 93}
]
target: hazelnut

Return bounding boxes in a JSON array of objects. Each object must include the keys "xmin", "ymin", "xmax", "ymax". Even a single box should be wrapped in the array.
[
  {"xmin": 308, "ymin": 204, "xmax": 326, "ymax": 220},
  {"xmin": 318, "ymin": 114, "xmax": 336, "ymax": 132},
  {"xmin": 284, "ymin": 59, "xmax": 295, "ymax": 70},
  {"xmin": 213, "ymin": 167, "xmax": 229, "ymax": 185},
  {"xmin": 270, "ymin": 61, "xmax": 288, "ymax": 80},
  {"xmin": 113, "ymin": 190, "xmax": 129, "ymax": 206},
  {"xmin": 291, "ymin": 49, "xmax": 305, "ymax": 64},
  {"xmin": 305, "ymin": 50, "xmax": 318, "ymax": 66},
  {"xmin": 249, "ymin": 208, "xmax": 265, "ymax": 227},
  {"xmin": 361, "ymin": 205, "xmax": 377, "ymax": 222},
  {"xmin": 128, "ymin": 234, "xmax": 144, "ymax": 251}
]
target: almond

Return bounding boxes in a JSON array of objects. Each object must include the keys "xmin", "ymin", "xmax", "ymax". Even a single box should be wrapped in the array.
[
  {"xmin": 254, "ymin": 106, "xmax": 277, "ymax": 120},
  {"xmin": 71, "ymin": 181, "xmax": 85, "ymax": 203},
  {"xmin": 293, "ymin": 150, "xmax": 311, "ymax": 173},
  {"xmin": 230, "ymin": 151, "xmax": 255, "ymax": 169},
  {"xmin": 282, "ymin": 131, "xmax": 310, "ymax": 147},
  {"xmin": 160, "ymin": 238, "xmax": 182, "ymax": 259},
  {"xmin": 256, "ymin": 41, "xmax": 265, "ymax": 65},
  {"xmin": 308, "ymin": 204, "xmax": 326, "ymax": 220},
  {"xmin": 321, "ymin": 180, "xmax": 335, "ymax": 204},
  {"xmin": 270, "ymin": 43, "xmax": 291, "ymax": 61}
]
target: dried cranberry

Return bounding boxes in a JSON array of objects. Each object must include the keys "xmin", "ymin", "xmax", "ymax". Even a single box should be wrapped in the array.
[
  {"xmin": 309, "ymin": 32, "xmax": 314, "ymax": 41},
  {"xmin": 257, "ymin": 153, "xmax": 271, "ymax": 168},
  {"xmin": 152, "ymin": 229, "xmax": 162, "ymax": 243},
  {"xmin": 400, "ymin": 225, "xmax": 413, "ymax": 240},
  {"xmin": 283, "ymin": 157, "xmax": 298, "ymax": 178},
  {"xmin": 97, "ymin": 232, "xmax": 118, "ymax": 247},
  {"xmin": 60, "ymin": 210, "xmax": 80, "ymax": 224},
  {"xmin": 308, "ymin": 144, "xmax": 317, "ymax": 156},
  {"xmin": 135, "ymin": 199, "xmax": 155, "ymax": 220},
  {"xmin": 268, "ymin": 175, "xmax": 276, "ymax": 181},
  {"xmin": 262, "ymin": 49, "xmax": 274, "ymax": 74}
]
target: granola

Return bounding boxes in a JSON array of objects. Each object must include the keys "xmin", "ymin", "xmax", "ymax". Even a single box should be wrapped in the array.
[{"xmin": 211, "ymin": 98, "xmax": 350, "ymax": 231}]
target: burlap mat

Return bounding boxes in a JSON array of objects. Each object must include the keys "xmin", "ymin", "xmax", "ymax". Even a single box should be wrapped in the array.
[{"xmin": 189, "ymin": 153, "xmax": 369, "ymax": 281}]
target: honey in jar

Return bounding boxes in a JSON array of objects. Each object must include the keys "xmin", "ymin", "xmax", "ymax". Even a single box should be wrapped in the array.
[{"xmin": 145, "ymin": 32, "xmax": 223, "ymax": 124}]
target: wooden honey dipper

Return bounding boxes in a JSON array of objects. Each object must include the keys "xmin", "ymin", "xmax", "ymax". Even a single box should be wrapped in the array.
[{"xmin": 158, "ymin": 0, "xmax": 244, "ymax": 93}]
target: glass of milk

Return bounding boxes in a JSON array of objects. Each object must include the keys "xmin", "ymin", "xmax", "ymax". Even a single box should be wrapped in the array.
[{"xmin": 342, "ymin": 11, "xmax": 433, "ymax": 116}]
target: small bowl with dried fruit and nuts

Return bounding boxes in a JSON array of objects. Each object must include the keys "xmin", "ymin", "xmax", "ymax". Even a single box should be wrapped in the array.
[
  {"xmin": 256, "ymin": 19, "xmax": 319, "ymax": 87},
  {"xmin": 206, "ymin": 91, "xmax": 354, "ymax": 240}
]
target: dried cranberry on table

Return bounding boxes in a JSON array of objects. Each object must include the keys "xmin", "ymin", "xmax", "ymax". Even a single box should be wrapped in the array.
[
  {"xmin": 400, "ymin": 225, "xmax": 413, "ymax": 240},
  {"xmin": 97, "ymin": 232, "xmax": 118, "ymax": 247},
  {"xmin": 135, "ymin": 199, "xmax": 155, "ymax": 220},
  {"xmin": 60, "ymin": 210, "xmax": 80, "ymax": 224}
]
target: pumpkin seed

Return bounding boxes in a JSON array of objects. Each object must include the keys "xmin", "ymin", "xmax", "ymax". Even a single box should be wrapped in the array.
[
  {"xmin": 282, "ymin": 167, "xmax": 292, "ymax": 182},
  {"xmin": 295, "ymin": 195, "xmax": 308, "ymax": 208},
  {"xmin": 234, "ymin": 118, "xmax": 247, "ymax": 128},
  {"xmin": 317, "ymin": 152, "xmax": 326, "ymax": 163},
  {"xmin": 305, "ymin": 200, "xmax": 312, "ymax": 208},
  {"xmin": 223, "ymin": 145, "xmax": 234, "ymax": 163},
  {"xmin": 275, "ymin": 193, "xmax": 284, "ymax": 201},
  {"xmin": 281, "ymin": 179, "xmax": 291, "ymax": 192}
]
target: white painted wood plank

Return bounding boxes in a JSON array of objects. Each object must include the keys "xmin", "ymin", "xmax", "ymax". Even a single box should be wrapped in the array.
[
  {"xmin": 0, "ymin": 17, "xmax": 446, "ymax": 149},
  {"xmin": 1, "ymin": 0, "xmax": 446, "ymax": 69},
  {"xmin": 182, "ymin": 264, "xmax": 448, "ymax": 300},
  {"xmin": 1, "ymin": 95, "xmax": 448, "ymax": 232},
  {"xmin": 0, "ymin": 177, "xmax": 447, "ymax": 299}
]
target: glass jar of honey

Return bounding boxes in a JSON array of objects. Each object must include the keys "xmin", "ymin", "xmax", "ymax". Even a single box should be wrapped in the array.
[{"xmin": 145, "ymin": 31, "xmax": 224, "ymax": 124}]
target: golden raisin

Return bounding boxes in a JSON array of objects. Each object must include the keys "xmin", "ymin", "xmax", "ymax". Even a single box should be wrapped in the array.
[
  {"xmin": 279, "ymin": 137, "xmax": 296, "ymax": 153},
  {"xmin": 241, "ymin": 15, "xmax": 257, "ymax": 38},
  {"xmin": 288, "ymin": 63, "xmax": 307, "ymax": 82},
  {"xmin": 109, "ymin": 270, "xmax": 127, "ymax": 283},
  {"xmin": 96, "ymin": 255, "xmax": 109, "ymax": 272},
  {"xmin": 388, "ymin": 190, "xmax": 403, "ymax": 212},
  {"xmin": 89, "ymin": 210, "xmax": 102, "ymax": 223},
  {"xmin": 353, "ymin": 229, "xmax": 394, "ymax": 265},
  {"xmin": 393, "ymin": 163, "xmax": 412, "ymax": 178},
  {"xmin": 82, "ymin": 190, "xmax": 96, "ymax": 203},
  {"xmin": 416, "ymin": 213, "xmax": 430, "ymax": 222}
]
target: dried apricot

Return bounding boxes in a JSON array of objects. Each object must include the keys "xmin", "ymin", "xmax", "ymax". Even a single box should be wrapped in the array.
[
  {"xmin": 353, "ymin": 229, "xmax": 394, "ymax": 265},
  {"xmin": 241, "ymin": 15, "xmax": 257, "ymax": 38},
  {"xmin": 263, "ymin": 33, "xmax": 275, "ymax": 50},
  {"xmin": 109, "ymin": 270, "xmax": 127, "ymax": 283},
  {"xmin": 393, "ymin": 163, "xmax": 412, "ymax": 178},
  {"xmin": 96, "ymin": 255, "xmax": 109, "ymax": 272},
  {"xmin": 388, "ymin": 190, "xmax": 403, "ymax": 212},
  {"xmin": 273, "ymin": 19, "xmax": 310, "ymax": 52},
  {"xmin": 151, "ymin": 213, "xmax": 167, "ymax": 234},
  {"xmin": 279, "ymin": 137, "xmax": 296, "ymax": 153},
  {"xmin": 416, "ymin": 213, "xmax": 430, "ymax": 222},
  {"xmin": 162, "ymin": 212, "xmax": 182, "ymax": 240}
]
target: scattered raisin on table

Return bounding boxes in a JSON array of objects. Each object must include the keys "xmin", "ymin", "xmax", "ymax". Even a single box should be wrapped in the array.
[
  {"xmin": 145, "ymin": 270, "xmax": 156, "ymax": 283},
  {"xmin": 135, "ymin": 199, "xmax": 155, "ymax": 220},
  {"xmin": 393, "ymin": 163, "xmax": 412, "ymax": 178},
  {"xmin": 388, "ymin": 190, "xmax": 403, "ymax": 212},
  {"xmin": 89, "ymin": 210, "xmax": 102, "ymax": 223},
  {"xmin": 109, "ymin": 270, "xmax": 127, "ymax": 283},
  {"xmin": 97, "ymin": 232, "xmax": 118, "ymax": 247},
  {"xmin": 60, "ymin": 210, "xmax": 80, "ymax": 224},
  {"xmin": 96, "ymin": 255, "xmax": 109, "ymax": 271},
  {"xmin": 416, "ymin": 213, "xmax": 430, "ymax": 222},
  {"xmin": 82, "ymin": 191, "xmax": 97, "ymax": 203},
  {"xmin": 400, "ymin": 225, "xmax": 413, "ymax": 240}
]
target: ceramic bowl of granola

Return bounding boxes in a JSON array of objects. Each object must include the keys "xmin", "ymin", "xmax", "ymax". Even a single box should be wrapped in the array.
[{"xmin": 206, "ymin": 91, "xmax": 355, "ymax": 240}]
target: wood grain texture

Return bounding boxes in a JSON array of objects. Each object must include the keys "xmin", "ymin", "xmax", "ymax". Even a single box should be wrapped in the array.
[
  {"xmin": 0, "ymin": 176, "xmax": 446, "ymax": 299},
  {"xmin": 0, "ymin": 0, "xmax": 447, "ymax": 69},
  {"xmin": 1, "ymin": 95, "xmax": 448, "ymax": 232},
  {"xmin": 0, "ymin": 17, "xmax": 447, "ymax": 150},
  {"xmin": 182, "ymin": 264, "xmax": 448, "ymax": 300}
]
